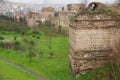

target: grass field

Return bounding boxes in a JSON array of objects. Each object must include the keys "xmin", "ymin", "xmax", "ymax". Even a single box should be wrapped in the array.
[
  {"xmin": 0, "ymin": 13, "xmax": 119, "ymax": 80},
  {"xmin": 0, "ymin": 31, "xmax": 74, "ymax": 80},
  {"xmin": 0, "ymin": 31, "xmax": 111, "ymax": 80},
  {"xmin": 0, "ymin": 60, "xmax": 37, "ymax": 80}
]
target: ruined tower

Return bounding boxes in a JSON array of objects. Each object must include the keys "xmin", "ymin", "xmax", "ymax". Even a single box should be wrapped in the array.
[{"xmin": 69, "ymin": 2, "xmax": 120, "ymax": 78}]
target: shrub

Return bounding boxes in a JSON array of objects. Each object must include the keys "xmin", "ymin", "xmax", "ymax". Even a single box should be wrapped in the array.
[
  {"xmin": 14, "ymin": 41, "xmax": 20, "ymax": 46},
  {"xmin": 32, "ymin": 35, "xmax": 36, "ymax": 37},
  {"xmin": 0, "ymin": 42, "xmax": 4, "ymax": 47},
  {"xmin": 14, "ymin": 36, "xmax": 17, "ymax": 41},
  {"xmin": 54, "ymin": 12, "xmax": 59, "ymax": 17},
  {"xmin": 0, "ymin": 36, "xmax": 4, "ymax": 41},
  {"xmin": 49, "ymin": 52, "xmax": 54, "ymax": 58},
  {"xmin": 14, "ymin": 41, "xmax": 20, "ymax": 50},
  {"xmin": 32, "ymin": 30, "xmax": 39, "ymax": 35},
  {"xmin": 21, "ymin": 32, "xmax": 25, "ymax": 36},
  {"xmin": 36, "ymin": 36, "xmax": 40, "ymax": 39}
]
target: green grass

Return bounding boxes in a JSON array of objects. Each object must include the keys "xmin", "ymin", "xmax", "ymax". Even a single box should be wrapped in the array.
[
  {"xmin": 0, "ymin": 32, "xmax": 71, "ymax": 80},
  {"xmin": 0, "ymin": 31, "xmax": 113, "ymax": 80},
  {"xmin": 0, "ymin": 60, "xmax": 37, "ymax": 80}
]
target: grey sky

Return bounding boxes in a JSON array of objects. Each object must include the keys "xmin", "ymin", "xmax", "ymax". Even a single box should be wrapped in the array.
[{"xmin": 8, "ymin": 0, "xmax": 115, "ymax": 4}]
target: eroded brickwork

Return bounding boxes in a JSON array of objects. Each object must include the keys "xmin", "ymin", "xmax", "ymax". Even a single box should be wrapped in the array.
[{"xmin": 69, "ymin": 13, "xmax": 119, "ymax": 78}]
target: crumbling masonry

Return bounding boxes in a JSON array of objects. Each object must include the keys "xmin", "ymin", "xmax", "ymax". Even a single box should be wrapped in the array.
[{"xmin": 69, "ymin": 2, "xmax": 120, "ymax": 78}]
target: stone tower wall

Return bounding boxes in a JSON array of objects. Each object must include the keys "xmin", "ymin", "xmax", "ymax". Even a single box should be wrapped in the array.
[{"xmin": 69, "ymin": 13, "xmax": 119, "ymax": 78}]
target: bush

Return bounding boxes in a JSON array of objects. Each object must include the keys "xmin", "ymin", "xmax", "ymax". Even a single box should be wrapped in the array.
[
  {"xmin": 14, "ymin": 36, "xmax": 17, "ymax": 41},
  {"xmin": 36, "ymin": 36, "xmax": 40, "ymax": 39},
  {"xmin": 0, "ymin": 36, "xmax": 4, "ymax": 41},
  {"xmin": 32, "ymin": 30, "xmax": 39, "ymax": 35},
  {"xmin": 14, "ymin": 41, "xmax": 21, "ymax": 50},
  {"xmin": 14, "ymin": 41, "xmax": 20, "ymax": 46},
  {"xmin": 32, "ymin": 35, "xmax": 36, "ymax": 37},
  {"xmin": 0, "ymin": 42, "xmax": 4, "ymax": 46},
  {"xmin": 27, "ymin": 30, "xmax": 40, "ymax": 36},
  {"xmin": 21, "ymin": 32, "xmax": 25, "ymax": 36},
  {"xmin": 49, "ymin": 52, "xmax": 54, "ymax": 58}
]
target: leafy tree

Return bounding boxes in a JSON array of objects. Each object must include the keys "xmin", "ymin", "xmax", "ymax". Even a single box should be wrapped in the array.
[
  {"xmin": 26, "ymin": 40, "xmax": 44, "ymax": 62},
  {"xmin": 27, "ymin": 49, "xmax": 36, "ymax": 62},
  {"xmin": 25, "ymin": 40, "xmax": 36, "ymax": 63}
]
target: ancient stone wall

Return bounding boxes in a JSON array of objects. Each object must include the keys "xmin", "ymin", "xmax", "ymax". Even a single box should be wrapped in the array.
[
  {"xmin": 41, "ymin": 7, "xmax": 55, "ymax": 20},
  {"xmin": 26, "ymin": 12, "xmax": 41, "ymax": 28},
  {"xmin": 59, "ymin": 11, "xmax": 70, "ymax": 27},
  {"xmin": 69, "ymin": 13, "xmax": 119, "ymax": 78},
  {"xmin": 14, "ymin": 13, "xmax": 25, "ymax": 22},
  {"xmin": 67, "ymin": 4, "xmax": 85, "ymax": 14}
]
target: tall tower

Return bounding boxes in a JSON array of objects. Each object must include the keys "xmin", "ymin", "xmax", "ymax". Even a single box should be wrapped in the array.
[{"xmin": 69, "ymin": 2, "xmax": 119, "ymax": 78}]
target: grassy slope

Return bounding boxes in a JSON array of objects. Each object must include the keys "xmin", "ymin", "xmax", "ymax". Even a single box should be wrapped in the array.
[
  {"xmin": 0, "ymin": 33, "xmax": 71, "ymax": 80},
  {"xmin": 0, "ymin": 60, "xmax": 37, "ymax": 80},
  {"xmin": 0, "ymin": 11, "xmax": 119, "ymax": 80},
  {"xmin": 0, "ymin": 32, "xmax": 109, "ymax": 80}
]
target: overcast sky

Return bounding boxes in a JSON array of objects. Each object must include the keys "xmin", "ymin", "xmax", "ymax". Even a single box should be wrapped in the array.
[{"xmin": 8, "ymin": 0, "xmax": 115, "ymax": 4}]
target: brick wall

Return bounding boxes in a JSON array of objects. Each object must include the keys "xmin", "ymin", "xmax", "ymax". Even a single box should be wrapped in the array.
[{"xmin": 69, "ymin": 13, "xmax": 119, "ymax": 78}]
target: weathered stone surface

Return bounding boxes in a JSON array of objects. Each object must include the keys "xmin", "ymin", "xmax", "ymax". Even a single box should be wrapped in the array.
[
  {"xmin": 41, "ymin": 7, "xmax": 55, "ymax": 20},
  {"xmin": 14, "ymin": 13, "xmax": 25, "ymax": 22},
  {"xmin": 26, "ymin": 12, "xmax": 41, "ymax": 28},
  {"xmin": 69, "ymin": 13, "xmax": 119, "ymax": 78}
]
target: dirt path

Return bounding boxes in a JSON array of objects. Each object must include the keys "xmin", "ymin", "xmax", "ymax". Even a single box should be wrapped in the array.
[{"xmin": 0, "ymin": 57, "xmax": 46, "ymax": 80}]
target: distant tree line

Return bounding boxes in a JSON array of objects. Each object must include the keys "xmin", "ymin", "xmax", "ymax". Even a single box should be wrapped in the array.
[
  {"xmin": 0, "ymin": 15, "xmax": 14, "ymax": 21},
  {"xmin": 0, "ymin": 24, "xmax": 29, "ymax": 33},
  {"xmin": 0, "ymin": 15, "xmax": 30, "ymax": 33}
]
